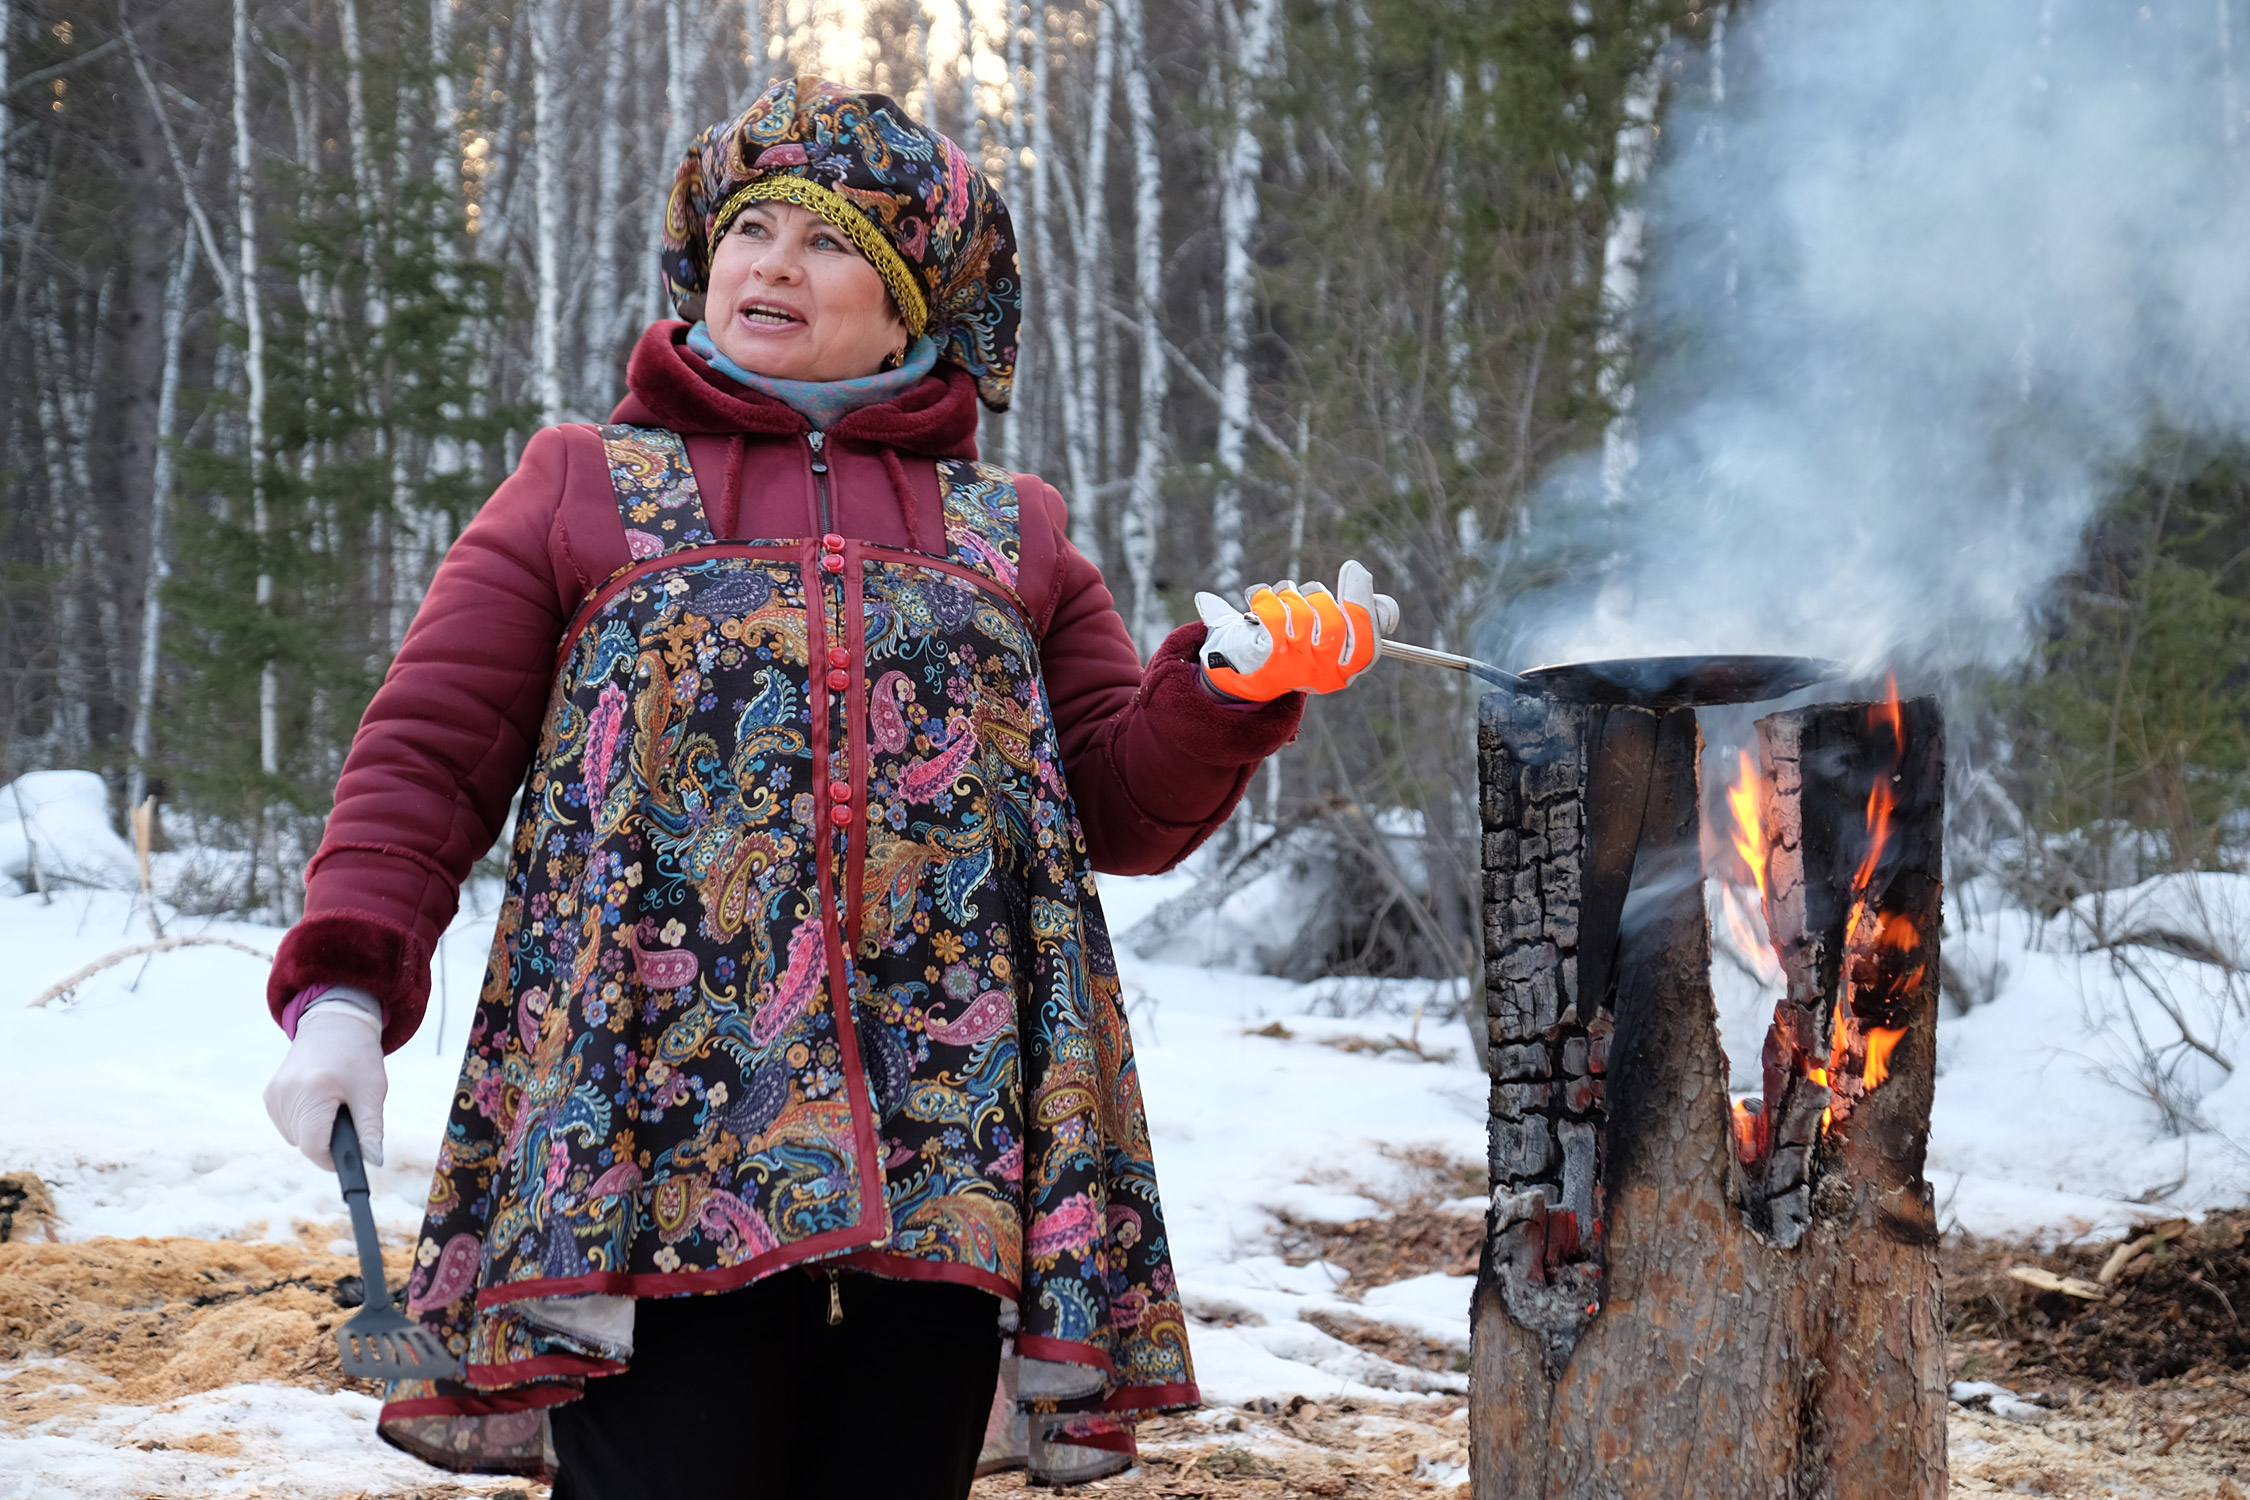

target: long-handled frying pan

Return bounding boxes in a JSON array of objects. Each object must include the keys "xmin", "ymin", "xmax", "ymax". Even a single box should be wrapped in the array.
[{"xmin": 1378, "ymin": 640, "xmax": 1839, "ymax": 709}]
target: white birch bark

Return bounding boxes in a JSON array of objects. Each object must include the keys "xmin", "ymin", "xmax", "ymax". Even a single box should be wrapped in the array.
[
  {"xmin": 1210, "ymin": 0, "xmax": 1277, "ymax": 592},
  {"xmin": 1026, "ymin": 0, "xmax": 1090, "ymax": 559},
  {"xmin": 130, "ymin": 231, "xmax": 196, "ymax": 812},
  {"xmin": 1070, "ymin": 3, "xmax": 1117, "ymax": 508},
  {"xmin": 235, "ymin": 0, "xmax": 276, "ymax": 777},
  {"xmin": 1118, "ymin": 0, "xmax": 1167, "ymax": 652},
  {"xmin": 584, "ymin": 0, "xmax": 631, "ymax": 408},
  {"xmin": 124, "ymin": 28, "xmax": 239, "ymax": 317},
  {"xmin": 645, "ymin": 0, "xmax": 692, "ymax": 327},
  {"xmin": 997, "ymin": 0, "xmax": 1031, "ymax": 469},
  {"xmin": 1595, "ymin": 60, "xmax": 1662, "ymax": 509},
  {"xmin": 531, "ymin": 0, "xmax": 565, "ymax": 424}
]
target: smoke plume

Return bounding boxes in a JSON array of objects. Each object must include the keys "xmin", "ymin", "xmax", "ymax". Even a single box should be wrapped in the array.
[{"xmin": 1499, "ymin": 0, "xmax": 2250, "ymax": 675}]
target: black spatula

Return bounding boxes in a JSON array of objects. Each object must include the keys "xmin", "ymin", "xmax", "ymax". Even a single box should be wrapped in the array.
[{"xmin": 329, "ymin": 1106, "xmax": 452, "ymax": 1380}]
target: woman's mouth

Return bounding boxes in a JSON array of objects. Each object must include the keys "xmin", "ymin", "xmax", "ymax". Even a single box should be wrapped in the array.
[{"xmin": 737, "ymin": 302, "xmax": 802, "ymax": 328}]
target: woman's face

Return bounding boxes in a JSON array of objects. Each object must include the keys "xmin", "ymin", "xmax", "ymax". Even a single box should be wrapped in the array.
[{"xmin": 703, "ymin": 200, "xmax": 910, "ymax": 384}]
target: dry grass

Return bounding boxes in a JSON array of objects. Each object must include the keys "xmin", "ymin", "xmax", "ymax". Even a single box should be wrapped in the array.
[{"xmin": 4, "ymin": 1175, "xmax": 2249, "ymax": 1497}]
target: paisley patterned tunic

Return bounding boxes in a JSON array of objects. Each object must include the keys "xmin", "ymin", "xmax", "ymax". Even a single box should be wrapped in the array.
[{"xmin": 379, "ymin": 427, "xmax": 1196, "ymax": 1475}]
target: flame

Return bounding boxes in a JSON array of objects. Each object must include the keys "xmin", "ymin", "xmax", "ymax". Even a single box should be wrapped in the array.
[
  {"xmin": 1716, "ymin": 750, "xmax": 1783, "ymax": 985},
  {"xmin": 1727, "ymin": 750, "xmax": 1770, "ymax": 903},
  {"xmin": 1862, "ymin": 1027, "xmax": 1907, "ymax": 1089},
  {"xmin": 1732, "ymin": 678, "xmax": 1923, "ymax": 1173}
]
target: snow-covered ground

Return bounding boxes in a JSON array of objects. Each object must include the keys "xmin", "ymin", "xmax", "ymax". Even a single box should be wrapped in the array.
[{"xmin": 2, "ymin": 770, "xmax": 2247, "ymax": 1494}]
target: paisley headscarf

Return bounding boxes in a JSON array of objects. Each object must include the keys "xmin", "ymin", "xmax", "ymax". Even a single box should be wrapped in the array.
[{"xmin": 661, "ymin": 76, "xmax": 1023, "ymax": 412}]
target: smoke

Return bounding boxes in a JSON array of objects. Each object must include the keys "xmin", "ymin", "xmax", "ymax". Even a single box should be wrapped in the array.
[{"xmin": 1498, "ymin": 0, "xmax": 2250, "ymax": 675}]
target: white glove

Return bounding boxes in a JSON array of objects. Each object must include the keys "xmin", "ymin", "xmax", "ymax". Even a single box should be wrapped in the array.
[
  {"xmin": 264, "ymin": 991, "xmax": 389, "ymax": 1170},
  {"xmin": 1196, "ymin": 559, "xmax": 1401, "ymax": 700}
]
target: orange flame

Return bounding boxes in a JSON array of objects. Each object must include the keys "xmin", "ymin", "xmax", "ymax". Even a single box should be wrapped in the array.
[
  {"xmin": 1727, "ymin": 749, "xmax": 1770, "ymax": 904},
  {"xmin": 1862, "ymin": 1027, "xmax": 1907, "ymax": 1089}
]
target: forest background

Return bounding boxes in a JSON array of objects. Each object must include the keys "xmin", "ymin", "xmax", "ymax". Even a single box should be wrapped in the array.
[{"xmin": 0, "ymin": 0, "xmax": 2241, "ymax": 997}]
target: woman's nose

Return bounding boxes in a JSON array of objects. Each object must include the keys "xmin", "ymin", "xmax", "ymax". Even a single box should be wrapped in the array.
[{"xmin": 747, "ymin": 243, "xmax": 803, "ymax": 283}]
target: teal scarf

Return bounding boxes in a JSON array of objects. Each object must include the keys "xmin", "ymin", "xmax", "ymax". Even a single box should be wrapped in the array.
[{"xmin": 687, "ymin": 324, "xmax": 939, "ymax": 429}]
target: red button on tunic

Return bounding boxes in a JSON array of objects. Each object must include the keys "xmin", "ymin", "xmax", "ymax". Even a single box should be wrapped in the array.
[
  {"xmin": 825, "ymin": 669, "xmax": 849, "ymax": 691},
  {"xmin": 828, "ymin": 648, "xmax": 850, "ymax": 669},
  {"xmin": 828, "ymin": 803, "xmax": 853, "ymax": 826},
  {"xmin": 829, "ymin": 781, "xmax": 851, "ymax": 802},
  {"xmin": 821, "ymin": 555, "xmax": 846, "ymax": 574},
  {"xmin": 821, "ymin": 532, "xmax": 845, "ymax": 551}
]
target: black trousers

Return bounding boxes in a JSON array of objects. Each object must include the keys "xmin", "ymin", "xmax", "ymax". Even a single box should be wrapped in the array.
[{"xmin": 550, "ymin": 1268, "xmax": 1002, "ymax": 1500}]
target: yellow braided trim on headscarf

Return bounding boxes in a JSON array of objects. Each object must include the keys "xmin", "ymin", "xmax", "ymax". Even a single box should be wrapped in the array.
[{"xmin": 715, "ymin": 177, "xmax": 931, "ymax": 336}]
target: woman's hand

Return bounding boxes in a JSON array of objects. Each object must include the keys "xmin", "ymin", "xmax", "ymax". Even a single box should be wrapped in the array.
[
  {"xmin": 1195, "ymin": 560, "xmax": 1400, "ymax": 702},
  {"xmin": 263, "ymin": 996, "xmax": 389, "ymax": 1171}
]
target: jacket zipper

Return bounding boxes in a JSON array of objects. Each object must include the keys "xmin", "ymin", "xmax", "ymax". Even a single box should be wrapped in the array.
[
  {"xmin": 825, "ymin": 1266, "xmax": 843, "ymax": 1325},
  {"xmin": 809, "ymin": 430, "xmax": 830, "ymax": 533}
]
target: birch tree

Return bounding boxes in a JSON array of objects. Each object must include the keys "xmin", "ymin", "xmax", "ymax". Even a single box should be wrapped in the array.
[
  {"xmin": 531, "ymin": 0, "xmax": 566, "ymax": 423},
  {"xmin": 1210, "ymin": 0, "xmax": 1277, "ymax": 592},
  {"xmin": 583, "ymin": 0, "xmax": 632, "ymax": 408},
  {"xmin": 1118, "ymin": 0, "xmax": 1169, "ymax": 651},
  {"xmin": 235, "ymin": 0, "xmax": 276, "ymax": 781},
  {"xmin": 130, "ymin": 233, "xmax": 198, "ymax": 812}
]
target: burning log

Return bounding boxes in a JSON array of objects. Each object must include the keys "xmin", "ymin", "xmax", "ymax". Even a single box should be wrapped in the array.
[{"xmin": 1471, "ymin": 685, "xmax": 1946, "ymax": 1500}]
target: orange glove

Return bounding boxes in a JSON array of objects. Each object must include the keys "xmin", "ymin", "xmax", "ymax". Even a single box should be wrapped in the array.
[{"xmin": 1196, "ymin": 561, "xmax": 1399, "ymax": 702}]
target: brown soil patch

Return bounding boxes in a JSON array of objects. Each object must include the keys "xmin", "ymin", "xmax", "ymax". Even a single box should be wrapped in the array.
[
  {"xmin": 1946, "ymin": 1209, "xmax": 2250, "ymax": 1387},
  {"xmin": 1270, "ymin": 1150, "xmax": 1483, "ymax": 1291}
]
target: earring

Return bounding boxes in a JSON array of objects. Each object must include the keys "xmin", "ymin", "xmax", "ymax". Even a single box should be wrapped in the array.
[{"xmin": 884, "ymin": 343, "xmax": 908, "ymax": 372}]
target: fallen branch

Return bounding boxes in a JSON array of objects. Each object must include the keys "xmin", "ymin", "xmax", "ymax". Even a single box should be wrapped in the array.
[{"xmin": 30, "ymin": 936, "xmax": 273, "ymax": 1007}]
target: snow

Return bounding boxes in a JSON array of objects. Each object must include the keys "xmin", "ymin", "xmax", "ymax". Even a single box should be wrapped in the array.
[{"xmin": 2, "ymin": 828, "xmax": 2247, "ymax": 1492}]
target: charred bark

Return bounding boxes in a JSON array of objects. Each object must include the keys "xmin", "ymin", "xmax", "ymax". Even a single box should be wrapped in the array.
[{"xmin": 1472, "ymin": 690, "xmax": 1946, "ymax": 1500}]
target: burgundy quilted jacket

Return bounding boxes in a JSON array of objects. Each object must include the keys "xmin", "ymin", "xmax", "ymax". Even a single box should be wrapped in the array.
[{"xmin": 268, "ymin": 322, "xmax": 1303, "ymax": 1051}]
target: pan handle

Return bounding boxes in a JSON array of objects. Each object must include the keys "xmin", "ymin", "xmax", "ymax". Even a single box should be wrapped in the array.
[{"xmin": 1377, "ymin": 639, "xmax": 1530, "ymax": 692}]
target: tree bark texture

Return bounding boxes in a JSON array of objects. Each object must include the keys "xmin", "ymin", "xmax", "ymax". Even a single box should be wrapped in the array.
[{"xmin": 1471, "ymin": 690, "xmax": 1946, "ymax": 1500}]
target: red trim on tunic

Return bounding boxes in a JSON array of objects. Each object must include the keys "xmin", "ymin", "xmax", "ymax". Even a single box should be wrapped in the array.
[
  {"xmin": 381, "ymin": 1380, "xmax": 588, "ymax": 1421},
  {"xmin": 1016, "ymin": 1332, "xmax": 1116, "ymax": 1375},
  {"xmin": 462, "ymin": 1352, "xmax": 630, "ymax": 1387},
  {"xmin": 835, "ymin": 1248, "xmax": 1019, "ymax": 1305},
  {"xmin": 474, "ymin": 1213, "xmax": 885, "ymax": 1308}
]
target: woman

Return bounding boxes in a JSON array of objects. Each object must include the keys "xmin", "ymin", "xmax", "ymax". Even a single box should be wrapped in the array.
[{"xmin": 260, "ymin": 77, "xmax": 1388, "ymax": 1498}]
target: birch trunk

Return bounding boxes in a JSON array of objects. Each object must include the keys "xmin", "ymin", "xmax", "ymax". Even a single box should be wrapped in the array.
[
  {"xmin": 1026, "ymin": 0, "xmax": 1090, "ymax": 560},
  {"xmin": 130, "ymin": 232, "xmax": 197, "ymax": 812},
  {"xmin": 583, "ymin": 0, "xmax": 631, "ymax": 408},
  {"xmin": 998, "ymin": 0, "xmax": 1031, "ymax": 469},
  {"xmin": 1210, "ymin": 0, "xmax": 1277, "ymax": 593},
  {"xmin": 645, "ymin": 0, "xmax": 691, "ymax": 328},
  {"xmin": 1118, "ymin": 0, "xmax": 1168, "ymax": 653},
  {"xmin": 235, "ymin": 0, "xmax": 275, "ymax": 778},
  {"xmin": 1595, "ymin": 61, "xmax": 1661, "ymax": 508},
  {"xmin": 1070, "ymin": 3, "xmax": 1117, "ymax": 533},
  {"xmin": 531, "ymin": 0, "xmax": 565, "ymax": 423}
]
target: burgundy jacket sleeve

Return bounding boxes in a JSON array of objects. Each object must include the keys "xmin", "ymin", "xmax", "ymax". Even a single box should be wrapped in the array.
[
  {"xmin": 268, "ymin": 427, "xmax": 605, "ymax": 1052},
  {"xmin": 1014, "ymin": 475, "xmax": 1303, "ymax": 876}
]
